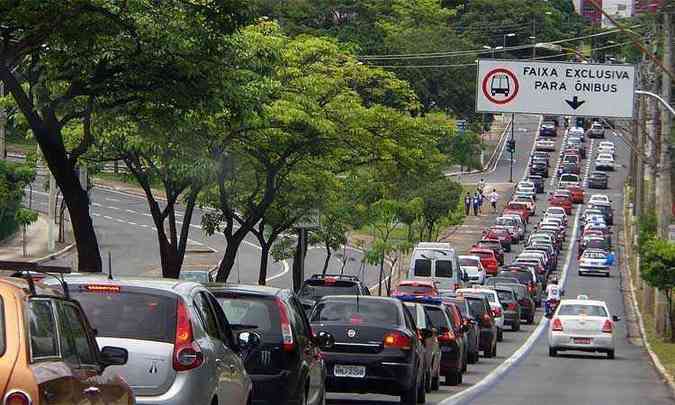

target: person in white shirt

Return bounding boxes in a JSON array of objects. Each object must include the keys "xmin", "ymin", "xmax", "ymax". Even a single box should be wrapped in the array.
[
  {"xmin": 545, "ymin": 281, "xmax": 563, "ymax": 317},
  {"xmin": 489, "ymin": 189, "xmax": 499, "ymax": 214}
]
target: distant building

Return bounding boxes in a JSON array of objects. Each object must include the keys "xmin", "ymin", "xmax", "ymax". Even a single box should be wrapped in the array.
[
  {"xmin": 574, "ymin": 0, "xmax": 665, "ymax": 26},
  {"xmin": 601, "ymin": 0, "xmax": 633, "ymax": 28},
  {"xmin": 634, "ymin": 0, "xmax": 665, "ymax": 14},
  {"xmin": 579, "ymin": 0, "xmax": 604, "ymax": 25}
]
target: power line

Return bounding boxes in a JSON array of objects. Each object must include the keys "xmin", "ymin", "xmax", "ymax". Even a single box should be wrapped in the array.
[{"xmin": 358, "ymin": 25, "xmax": 642, "ymax": 60}]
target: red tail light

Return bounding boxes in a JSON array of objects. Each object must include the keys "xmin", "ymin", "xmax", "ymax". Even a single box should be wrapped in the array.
[
  {"xmin": 507, "ymin": 303, "xmax": 517, "ymax": 311},
  {"xmin": 437, "ymin": 330, "xmax": 456, "ymax": 343},
  {"xmin": 492, "ymin": 307, "xmax": 502, "ymax": 318},
  {"xmin": 383, "ymin": 331, "xmax": 412, "ymax": 350},
  {"xmin": 602, "ymin": 320, "xmax": 613, "ymax": 334},
  {"xmin": 173, "ymin": 299, "xmax": 204, "ymax": 371},
  {"xmin": 276, "ymin": 298, "xmax": 295, "ymax": 352},
  {"xmin": 552, "ymin": 318, "xmax": 563, "ymax": 331},
  {"xmin": 5, "ymin": 391, "xmax": 30, "ymax": 405},
  {"xmin": 528, "ymin": 283, "xmax": 535, "ymax": 293}
]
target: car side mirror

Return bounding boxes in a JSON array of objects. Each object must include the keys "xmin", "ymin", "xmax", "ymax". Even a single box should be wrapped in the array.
[
  {"xmin": 100, "ymin": 346, "xmax": 128, "ymax": 368},
  {"xmin": 612, "ymin": 315, "xmax": 621, "ymax": 322},
  {"xmin": 238, "ymin": 331, "xmax": 262, "ymax": 350},
  {"xmin": 315, "ymin": 331, "xmax": 335, "ymax": 350}
]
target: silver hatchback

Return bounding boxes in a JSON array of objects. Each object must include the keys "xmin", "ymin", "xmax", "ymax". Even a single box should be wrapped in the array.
[{"xmin": 46, "ymin": 276, "xmax": 254, "ymax": 405}]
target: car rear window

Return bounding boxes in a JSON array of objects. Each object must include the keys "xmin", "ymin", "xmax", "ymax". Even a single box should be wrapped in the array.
[
  {"xmin": 216, "ymin": 295, "xmax": 281, "ymax": 344},
  {"xmin": 299, "ymin": 281, "xmax": 360, "ymax": 299},
  {"xmin": 497, "ymin": 271, "xmax": 531, "ymax": 284},
  {"xmin": 436, "ymin": 260, "xmax": 453, "ymax": 278},
  {"xmin": 397, "ymin": 285, "xmax": 434, "ymax": 295},
  {"xmin": 413, "ymin": 259, "xmax": 432, "ymax": 277},
  {"xmin": 560, "ymin": 175, "xmax": 578, "ymax": 182},
  {"xmin": 459, "ymin": 258, "xmax": 480, "ymax": 267},
  {"xmin": 558, "ymin": 304, "xmax": 608, "ymax": 317},
  {"xmin": 495, "ymin": 290, "xmax": 515, "ymax": 302},
  {"xmin": 424, "ymin": 305, "xmax": 450, "ymax": 329},
  {"xmin": 71, "ymin": 289, "xmax": 177, "ymax": 343},
  {"xmin": 473, "ymin": 251, "xmax": 493, "ymax": 260},
  {"xmin": 310, "ymin": 299, "xmax": 400, "ymax": 325},
  {"xmin": 464, "ymin": 297, "xmax": 487, "ymax": 317},
  {"xmin": 583, "ymin": 251, "xmax": 607, "ymax": 259}
]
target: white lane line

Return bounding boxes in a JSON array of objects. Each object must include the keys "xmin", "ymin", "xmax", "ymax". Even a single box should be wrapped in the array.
[
  {"xmin": 115, "ymin": 219, "xmax": 125, "ymax": 223},
  {"xmin": 142, "ymin": 213, "xmax": 152, "ymax": 217},
  {"xmin": 582, "ymin": 139, "xmax": 595, "ymax": 187},
  {"xmin": 266, "ymin": 259, "xmax": 290, "ymax": 281},
  {"xmin": 125, "ymin": 209, "xmax": 136, "ymax": 214},
  {"xmin": 128, "ymin": 222, "xmax": 137, "ymax": 225},
  {"xmin": 103, "ymin": 216, "xmax": 113, "ymax": 220},
  {"xmin": 188, "ymin": 239, "xmax": 204, "ymax": 246},
  {"xmin": 108, "ymin": 206, "xmax": 120, "ymax": 210},
  {"xmin": 92, "ymin": 213, "xmax": 101, "ymax": 217},
  {"xmin": 140, "ymin": 224, "xmax": 149, "ymax": 228},
  {"xmin": 175, "ymin": 212, "xmax": 184, "ymax": 217},
  {"xmin": 92, "ymin": 202, "xmax": 102, "ymax": 207},
  {"xmin": 105, "ymin": 198, "xmax": 120, "ymax": 202}
]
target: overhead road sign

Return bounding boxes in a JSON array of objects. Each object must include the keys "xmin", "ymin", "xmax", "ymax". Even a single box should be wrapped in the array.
[{"xmin": 476, "ymin": 59, "xmax": 636, "ymax": 119}]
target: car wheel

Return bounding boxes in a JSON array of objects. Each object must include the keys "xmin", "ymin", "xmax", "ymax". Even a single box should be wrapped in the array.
[
  {"xmin": 497, "ymin": 328, "xmax": 503, "ymax": 342},
  {"xmin": 446, "ymin": 371, "xmax": 461, "ymax": 386},
  {"xmin": 512, "ymin": 321, "xmax": 520, "ymax": 332},
  {"xmin": 468, "ymin": 350, "xmax": 479, "ymax": 364},
  {"xmin": 607, "ymin": 350, "xmax": 615, "ymax": 360},
  {"xmin": 425, "ymin": 370, "xmax": 432, "ymax": 393},
  {"xmin": 431, "ymin": 372, "xmax": 440, "ymax": 391},
  {"xmin": 528, "ymin": 314, "xmax": 535, "ymax": 324},
  {"xmin": 549, "ymin": 347, "xmax": 557, "ymax": 357},
  {"xmin": 401, "ymin": 373, "xmax": 418, "ymax": 405},
  {"xmin": 491, "ymin": 342, "xmax": 497, "ymax": 357}
]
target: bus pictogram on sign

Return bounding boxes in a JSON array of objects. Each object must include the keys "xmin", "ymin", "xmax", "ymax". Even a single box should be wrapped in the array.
[{"xmin": 482, "ymin": 68, "xmax": 519, "ymax": 105}]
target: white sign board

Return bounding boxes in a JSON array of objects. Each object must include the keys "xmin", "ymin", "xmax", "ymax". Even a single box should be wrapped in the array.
[{"xmin": 475, "ymin": 59, "xmax": 636, "ymax": 118}]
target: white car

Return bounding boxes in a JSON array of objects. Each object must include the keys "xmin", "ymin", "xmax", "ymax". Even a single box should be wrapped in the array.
[
  {"xmin": 578, "ymin": 249, "xmax": 611, "ymax": 277},
  {"xmin": 549, "ymin": 297, "xmax": 620, "ymax": 359},
  {"xmin": 535, "ymin": 138, "xmax": 556, "ymax": 152},
  {"xmin": 516, "ymin": 181, "xmax": 536, "ymax": 199},
  {"xmin": 545, "ymin": 206, "xmax": 568, "ymax": 219},
  {"xmin": 595, "ymin": 153, "xmax": 615, "ymax": 171},
  {"xmin": 458, "ymin": 255, "xmax": 487, "ymax": 284},
  {"xmin": 558, "ymin": 173, "xmax": 580, "ymax": 188},
  {"xmin": 568, "ymin": 127, "xmax": 586, "ymax": 141},
  {"xmin": 589, "ymin": 194, "xmax": 610, "ymax": 205},
  {"xmin": 598, "ymin": 141, "xmax": 615, "ymax": 152},
  {"xmin": 457, "ymin": 288, "xmax": 505, "ymax": 340}
]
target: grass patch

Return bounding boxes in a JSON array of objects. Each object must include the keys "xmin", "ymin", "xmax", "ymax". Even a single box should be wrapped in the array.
[{"xmin": 642, "ymin": 311, "xmax": 675, "ymax": 377}]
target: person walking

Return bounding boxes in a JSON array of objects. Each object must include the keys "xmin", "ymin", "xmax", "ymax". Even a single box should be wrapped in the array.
[
  {"xmin": 489, "ymin": 188, "xmax": 499, "ymax": 214},
  {"xmin": 464, "ymin": 193, "xmax": 472, "ymax": 216},
  {"xmin": 478, "ymin": 189, "xmax": 485, "ymax": 214},
  {"xmin": 478, "ymin": 178, "xmax": 486, "ymax": 194},
  {"xmin": 472, "ymin": 193, "xmax": 480, "ymax": 216}
]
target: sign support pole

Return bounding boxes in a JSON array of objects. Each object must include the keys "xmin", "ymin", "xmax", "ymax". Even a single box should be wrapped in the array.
[{"xmin": 509, "ymin": 113, "xmax": 515, "ymax": 183}]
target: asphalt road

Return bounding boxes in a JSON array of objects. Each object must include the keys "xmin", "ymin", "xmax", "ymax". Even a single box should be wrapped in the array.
[{"xmin": 461, "ymin": 129, "xmax": 675, "ymax": 404}]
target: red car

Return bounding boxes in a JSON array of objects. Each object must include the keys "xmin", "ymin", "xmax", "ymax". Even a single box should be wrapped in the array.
[
  {"xmin": 475, "ymin": 239, "xmax": 505, "ymax": 265},
  {"xmin": 483, "ymin": 227, "xmax": 513, "ymax": 253},
  {"xmin": 566, "ymin": 184, "xmax": 585, "ymax": 204},
  {"xmin": 503, "ymin": 202, "xmax": 530, "ymax": 223},
  {"xmin": 469, "ymin": 248, "xmax": 499, "ymax": 276},
  {"xmin": 392, "ymin": 279, "xmax": 439, "ymax": 297},
  {"xmin": 548, "ymin": 193, "xmax": 573, "ymax": 214}
]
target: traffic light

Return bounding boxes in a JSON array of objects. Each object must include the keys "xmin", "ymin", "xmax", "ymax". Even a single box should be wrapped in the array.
[{"xmin": 506, "ymin": 139, "xmax": 516, "ymax": 153}]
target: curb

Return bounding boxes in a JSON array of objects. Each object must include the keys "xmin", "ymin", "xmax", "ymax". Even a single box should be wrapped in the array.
[
  {"xmin": 622, "ymin": 188, "xmax": 675, "ymax": 398},
  {"xmin": 32, "ymin": 242, "xmax": 76, "ymax": 264}
]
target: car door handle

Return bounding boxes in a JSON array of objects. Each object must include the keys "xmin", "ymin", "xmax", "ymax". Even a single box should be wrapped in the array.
[{"xmin": 83, "ymin": 386, "xmax": 100, "ymax": 395}]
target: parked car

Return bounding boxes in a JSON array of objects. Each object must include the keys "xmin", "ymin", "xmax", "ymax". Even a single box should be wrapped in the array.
[
  {"xmin": 298, "ymin": 274, "xmax": 370, "ymax": 313},
  {"xmin": 567, "ymin": 184, "xmax": 585, "ymax": 204},
  {"xmin": 393, "ymin": 279, "xmax": 440, "ymax": 297},
  {"xmin": 309, "ymin": 296, "xmax": 427, "ymax": 404},
  {"xmin": 503, "ymin": 201, "xmax": 531, "ymax": 223},
  {"xmin": 488, "ymin": 286, "xmax": 521, "ymax": 332},
  {"xmin": 483, "ymin": 226, "xmax": 513, "ymax": 252},
  {"xmin": 496, "ymin": 283, "xmax": 535, "ymax": 325},
  {"xmin": 48, "ymin": 276, "xmax": 254, "ymax": 405},
  {"xmin": 208, "ymin": 284, "xmax": 332, "ymax": 405},
  {"xmin": 444, "ymin": 296, "xmax": 481, "ymax": 364},
  {"xmin": 578, "ymin": 249, "xmax": 611, "ymax": 277},
  {"xmin": 1, "ymin": 277, "xmax": 134, "ymax": 405},
  {"xmin": 595, "ymin": 153, "xmax": 615, "ymax": 171},
  {"xmin": 474, "ymin": 239, "xmax": 505, "ymax": 265},
  {"xmin": 468, "ymin": 248, "xmax": 500, "ymax": 276},
  {"xmin": 588, "ymin": 121, "xmax": 605, "ymax": 138},
  {"xmin": 458, "ymin": 292, "xmax": 499, "ymax": 355},
  {"xmin": 455, "ymin": 288, "xmax": 504, "ymax": 342},
  {"xmin": 400, "ymin": 300, "xmax": 442, "ymax": 392},
  {"xmin": 530, "ymin": 161, "xmax": 549, "ymax": 178},
  {"xmin": 540, "ymin": 120, "xmax": 557, "ymax": 137},
  {"xmin": 458, "ymin": 255, "xmax": 487, "ymax": 284}
]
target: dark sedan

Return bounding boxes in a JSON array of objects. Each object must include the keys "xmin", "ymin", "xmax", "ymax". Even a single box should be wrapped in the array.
[
  {"xmin": 528, "ymin": 175, "xmax": 545, "ymax": 193},
  {"xmin": 402, "ymin": 301, "xmax": 442, "ymax": 392},
  {"xmin": 461, "ymin": 293, "xmax": 498, "ymax": 358},
  {"xmin": 588, "ymin": 171, "xmax": 609, "ymax": 189},
  {"xmin": 539, "ymin": 120, "xmax": 557, "ymax": 137},
  {"xmin": 310, "ymin": 296, "xmax": 427, "ymax": 404},
  {"xmin": 489, "ymin": 286, "xmax": 521, "ymax": 332},
  {"xmin": 445, "ymin": 297, "xmax": 481, "ymax": 365},
  {"xmin": 498, "ymin": 283, "xmax": 535, "ymax": 325}
]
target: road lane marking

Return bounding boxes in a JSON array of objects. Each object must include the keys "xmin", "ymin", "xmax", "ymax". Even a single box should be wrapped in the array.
[
  {"xmin": 125, "ymin": 209, "xmax": 136, "ymax": 214},
  {"xmin": 108, "ymin": 206, "xmax": 120, "ymax": 210},
  {"xmin": 103, "ymin": 216, "xmax": 113, "ymax": 220},
  {"xmin": 92, "ymin": 202, "xmax": 102, "ymax": 207},
  {"xmin": 105, "ymin": 198, "xmax": 120, "ymax": 202},
  {"xmin": 128, "ymin": 222, "xmax": 136, "ymax": 225},
  {"xmin": 92, "ymin": 213, "xmax": 100, "ymax": 217}
]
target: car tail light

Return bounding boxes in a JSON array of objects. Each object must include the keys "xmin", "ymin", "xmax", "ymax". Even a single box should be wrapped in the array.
[
  {"xmin": 491, "ymin": 307, "xmax": 502, "ymax": 318},
  {"xmin": 173, "ymin": 299, "xmax": 204, "ymax": 371},
  {"xmin": 276, "ymin": 298, "xmax": 295, "ymax": 352},
  {"xmin": 437, "ymin": 330, "xmax": 456, "ymax": 343},
  {"xmin": 528, "ymin": 283, "xmax": 535, "ymax": 293},
  {"xmin": 507, "ymin": 303, "xmax": 517, "ymax": 311},
  {"xmin": 383, "ymin": 331, "xmax": 412, "ymax": 350},
  {"xmin": 602, "ymin": 320, "xmax": 613, "ymax": 334},
  {"xmin": 552, "ymin": 318, "xmax": 563, "ymax": 331},
  {"xmin": 5, "ymin": 391, "xmax": 30, "ymax": 405}
]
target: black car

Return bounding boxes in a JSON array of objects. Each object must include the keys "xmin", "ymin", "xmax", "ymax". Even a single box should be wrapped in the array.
[
  {"xmin": 310, "ymin": 296, "xmax": 427, "ymax": 404},
  {"xmin": 298, "ymin": 274, "xmax": 370, "ymax": 314},
  {"xmin": 529, "ymin": 161, "xmax": 549, "ymax": 178},
  {"xmin": 590, "ymin": 202, "xmax": 614, "ymax": 226},
  {"xmin": 588, "ymin": 171, "xmax": 609, "ymax": 189},
  {"xmin": 540, "ymin": 120, "xmax": 557, "ymax": 137},
  {"xmin": 490, "ymin": 287, "xmax": 521, "ymax": 332},
  {"xmin": 444, "ymin": 297, "xmax": 480, "ymax": 365},
  {"xmin": 528, "ymin": 175, "xmax": 545, "ymax": 193},
  {"xmin": 402, "ymin": 301, "xmax": 442, "ymax": 393},
  {"xmin": 498, "ymin": 283, "xmax": 535, "ymax": 325},
  {"xmin": 207, "ymin": 284, "xmax": 332, "ymax": 405},
  {"xmin": 461, "ymin": 293, "xmax": 498, "ymax": 357}
]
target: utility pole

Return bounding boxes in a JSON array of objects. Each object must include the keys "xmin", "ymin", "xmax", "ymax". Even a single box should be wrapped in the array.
[
  {"xmin": 0, "ymin": 81, "xmax": 6, "ymax": 160},
  {"xmin": 48, "ymin": 174, "xmax": 56, "ymax": 253},
  {"xmin": 655, "ymin": 10, "xmax": 672, "ymax": 336},
  {"xmin": 509, "ymin": 113, "xmax": 515, "ymax": 183}
]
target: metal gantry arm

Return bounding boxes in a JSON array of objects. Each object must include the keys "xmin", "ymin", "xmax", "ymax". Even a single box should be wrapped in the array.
[{"xmin": 636, "ymin": 90, "xmax": 675, "ymax": 116}]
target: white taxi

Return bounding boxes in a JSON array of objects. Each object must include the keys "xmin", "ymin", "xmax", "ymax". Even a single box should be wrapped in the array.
[{"xmin": 549, "ymin": 297, "xmax": 620, "ymax": 359}]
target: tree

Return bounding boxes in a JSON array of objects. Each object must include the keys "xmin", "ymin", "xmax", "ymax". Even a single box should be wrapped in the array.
[
  {"xmin": 0, "ymin": 160, "xmax": 35, "ymax": 241},
  {"xmin": 0, "ymin": 1, "xmax": 248, "ymax": 272},
  {"xmin": 15, "ymin": 208, "xmax": 38, "ymax": 257},
  {"xmin": 641, "ymin": 238, "xmax": 675, "ymax": 342}
]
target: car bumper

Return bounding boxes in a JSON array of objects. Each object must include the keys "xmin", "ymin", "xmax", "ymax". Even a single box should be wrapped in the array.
[
  {"xmin": 323, "ymin": 353, "xmax": 415, "ymax": 396},
  {"xmin": 588, "ymin": 181, "xmax": 607, "ymax": 189},
  {"xmin": 439, "ymin": 344, "xmax": 461, "ymax": 373},
  {"xmin": 135, "ymin": 372, "xmax": 228, "ymax": 405},
  {"xmin": 502, "ymin": 311, "xmax": 519, "ymax": 325},
  {"xmin": 579, "ymin": 265, "xmax": 610, "ymax": 275},
  {"xmin": 595, "ymin": 164, "xmax": 614, "ymax": 171},
  {"xmin": 549, "ymin": 333, "xmax": 614, "ymax": 351},
  {"xmin": 478, "ymin": 328, "xmax": 496, "ymax": 351}
]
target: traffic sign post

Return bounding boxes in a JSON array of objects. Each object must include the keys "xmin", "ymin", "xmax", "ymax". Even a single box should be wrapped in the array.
[{"xmin": 476, "ymin": 59, "xmax": 636, "ymax": 118}]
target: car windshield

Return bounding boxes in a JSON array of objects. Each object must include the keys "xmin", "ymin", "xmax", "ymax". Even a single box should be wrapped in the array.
[
  {"xmin": 216, "ymin": 295, "xmax": 281, "ymax": 343},
  {"xmin": 396, "ymin": 285, "xmax": 435, "ymax": 295},
  {"xmin": 495, "ymin": 290, "xmax": 515, "ymax": 302},
  {"xmin": 299, "ymin": 281, "xmax": 360, "ymax": 299},
  {"xmin": 558, "ymin": 304, "xmax": 608, "ymax": 317},
  {"xmin": 560, "ymin": 175, "xmax": 578, "ymax": 182},
  {"xmin": 71, "ymin": 288, "xmax": 177, "ymax": 343},
  {"xmin": 310, "ymin": 299, "xmax": 400, "ymax": 325},
  {"xmin": 497, "ymin": 271, "xmax": 531, "ymax": 284},
  {"xmin": 179, "ymin": 271, "xmax": 210, "ymax": 283}
]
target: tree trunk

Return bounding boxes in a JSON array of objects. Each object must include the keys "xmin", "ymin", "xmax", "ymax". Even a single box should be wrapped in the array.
[
  {"xmin": 216, "ymin": 234, "xmax": 247, "ymax": 282},
  {"xmin": 156, "ymin": 229, "xmax": 181, "ymax": 279},
  {"xmin": 322, "ymin": 242, "xmax": 332, "ymax": 275},
  {"xmin": 377, "ymin": 257, "xmax": 384, "ymax": 296},
  {"xmin": 258, "ymin": 243, "xmax": 270, "ymax": 286}
]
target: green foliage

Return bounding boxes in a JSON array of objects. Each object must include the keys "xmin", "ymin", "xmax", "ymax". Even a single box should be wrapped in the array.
[
  {"xmin": 639, "ymin": 211, "xmax": 658, "ymax": 253},
  {"xmin": 641, "ymin": 238, "xmax": 675, "ymax": 292},
  {"xmin": 15, "ymin": 208, "xmax": 38, "ymax": 227},
  {"xmin": 0, "ymin": 161, "xmax": 36, "ymax": 240}
]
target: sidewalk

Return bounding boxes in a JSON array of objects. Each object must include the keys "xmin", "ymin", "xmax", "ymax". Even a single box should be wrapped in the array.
[{"xmin": 0, "ymin": 213, "xmax": 72, "ymax": 262}]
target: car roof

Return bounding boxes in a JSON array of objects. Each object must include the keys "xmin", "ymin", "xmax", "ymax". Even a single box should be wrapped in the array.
[
  {"xmin": 206, "ymin": 282, "xmax": 287, "ymax": 297},
  {"xmin": 458, "ymin": 255, "xmax": 481, "ymax": 261},
  {"xmin": 0, "ymin": 277, "xmax": 62, "ymax": 297},
  {"xmin": 560, "ymin": 299, "xmax": 607, "ymax": 307},
  {"xmin": 55, "ymin": 275, "xmax": 201, "ymax": 295},
  {"xmin": 399, "ymin": 279, "xmax": 436, "ymax": 287}
]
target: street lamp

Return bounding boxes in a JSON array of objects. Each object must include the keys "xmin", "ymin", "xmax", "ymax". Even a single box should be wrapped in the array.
[
  {"xmin": 483, "ymin": 45, "xmax": 503, "ymax": 58},
  {"xmin": 503, "ymin": 32, "xmax": 516, "ymax": 49},
  {"xmin": 530, "ymin": 36, "xmax": 537, "ymax": 59}
]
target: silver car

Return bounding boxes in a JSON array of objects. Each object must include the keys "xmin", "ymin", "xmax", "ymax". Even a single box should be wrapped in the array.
[
  {"xmin": 46, "ymin": 276, "xmax": 254, "ymax": 405},
  {"xmin": 549, "ymin": 298, "xmax": 620, "ymax": 359}
]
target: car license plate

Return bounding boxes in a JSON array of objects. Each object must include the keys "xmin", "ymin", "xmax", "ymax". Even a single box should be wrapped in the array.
[
  {"xmin": 573, "ymin": 337, "xmax": 592, "ymax": 344},
  {"xmin": 334, "ymin": 365, "xmax": 366, "ymax": 378}
]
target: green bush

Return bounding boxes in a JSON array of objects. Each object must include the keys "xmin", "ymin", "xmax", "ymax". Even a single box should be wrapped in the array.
[{"xmin": 0, "ymin": 160, "xmax": 36, "ymax": 241}]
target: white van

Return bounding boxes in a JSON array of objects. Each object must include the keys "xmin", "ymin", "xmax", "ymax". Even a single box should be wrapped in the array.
[{"xmin": 408, "ymin": 242, "xmax": 466, "ymax": 292}]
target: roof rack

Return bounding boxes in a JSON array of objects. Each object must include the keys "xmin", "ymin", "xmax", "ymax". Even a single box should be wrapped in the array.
[
  {"xmin": 309, "ymin": 274, "xmax": 360, "ymax": 281},
  {"xmin": 0, "ymin": 261, "xmax": 71, "ymax": 298}
]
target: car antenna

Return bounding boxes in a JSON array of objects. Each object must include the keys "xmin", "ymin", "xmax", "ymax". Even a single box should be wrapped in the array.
[{"xmin": 107, "ymin": 251, "xmax": 113, "ymax": 280}]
